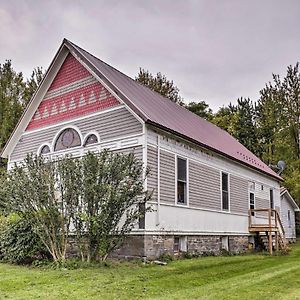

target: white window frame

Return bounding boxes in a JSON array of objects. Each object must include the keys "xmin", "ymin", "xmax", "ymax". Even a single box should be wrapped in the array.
[
  {"xmin": 37, "ymin": 143, "xmax": 52, "ymax": 156},
  {"xmin": 83, "ymin": 130, "xmax": 100, "ymax": 147},
  {"xmin": 175, "ymin": 155, "xmax": 189, "ymax": 206},
  {"xmin": 220, "ymin": 171, "xmax": 230, "ymax": 212},
  {"xmin": 249, "ymin": 181, "xmax": 255, "ymax": 216}
]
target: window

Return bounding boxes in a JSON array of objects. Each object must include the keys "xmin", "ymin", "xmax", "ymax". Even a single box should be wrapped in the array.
[
  {"xmin": 250, "ymin": 192, "xmax": 255, "ymax": 216},
  {"xmin": 84, "ymin": 134, "xmax": 98, "ymax": 146},
  {"xmin": 174, "ymin": 236, "xmax": 187, "ymax": 252},
  {"xmin": 270, "ymin": 189, "xmax": 274, "ymax": 216},
  {"xmin": 54, "ymin": 128, "xmax": 81, "ymax": 151},
  {"xmin": 40, "ymin": 145, "xmax": 50, "ymax": 155},
  {"xmin": 288, "ymin": 210, "xmax": 291, "ymax": 227},
  {"xmin": 221, "ymin": 236, "xmax": 229, "ymax": 251},
  {"xmin": 177, "ymin": 157, "xmax": 187, "ymax": 204},
  {"xmin": 221, "ymin": 172, "xmax": 229, "ymax": 210}
]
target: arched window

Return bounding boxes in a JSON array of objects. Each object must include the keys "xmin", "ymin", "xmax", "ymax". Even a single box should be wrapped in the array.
[
  {"xmin": 40, "ymin": 145, "xmax": 50, "ymax": 155},
  {"xmin": 84, "ymin": 134, "xmax": 98, "ymax": 146},
  {"xmin": 54, "ymin": 128, "xmax": 81, "ymax": 151}
]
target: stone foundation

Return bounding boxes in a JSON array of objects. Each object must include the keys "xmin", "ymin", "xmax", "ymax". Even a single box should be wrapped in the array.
[{"xmin": 113, "ymin": 234, "xmax": 249, "ymax": 259}]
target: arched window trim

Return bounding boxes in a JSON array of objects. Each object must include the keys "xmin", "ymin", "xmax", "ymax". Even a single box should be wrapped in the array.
[
  {"xmin": 37, "ymin": 143, "xmax": 52, "ymax": 156},
  {"xmin": 52, "ymin": 125, "xmax": 83, "ymax": 152},
  {"xmin": 83, "ymin": 131, "xmax": 100, "ymax": 147}
]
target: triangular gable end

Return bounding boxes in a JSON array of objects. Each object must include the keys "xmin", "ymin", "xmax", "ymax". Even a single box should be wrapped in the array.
[{"xmin": 26, "ymin": 53, "xmax": 120, "ymax": 131}]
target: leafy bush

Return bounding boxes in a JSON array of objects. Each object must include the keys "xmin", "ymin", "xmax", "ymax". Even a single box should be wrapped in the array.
[{"xmin": 0, "ymin": 214, "xmax": 49, "ymax": 264}]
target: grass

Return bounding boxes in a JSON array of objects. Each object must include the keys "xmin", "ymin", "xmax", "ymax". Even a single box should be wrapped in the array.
[{"xmin": 1, "ymin": 244, "xmax": 300, "ymax": 300}]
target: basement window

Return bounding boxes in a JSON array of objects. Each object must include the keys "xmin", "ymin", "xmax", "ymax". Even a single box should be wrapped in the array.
[
  {"xmin": 174, "ymin": 236, "xmax": 187, "ymax": 252},
  {"xmin": 221, "ymin": 236, "xmax": 229, "ymax": 251}
]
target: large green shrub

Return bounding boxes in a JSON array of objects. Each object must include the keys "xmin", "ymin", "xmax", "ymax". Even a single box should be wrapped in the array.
[{"xmin": 0, "ymin": 214, "xmax": 48, "ymax": 264}]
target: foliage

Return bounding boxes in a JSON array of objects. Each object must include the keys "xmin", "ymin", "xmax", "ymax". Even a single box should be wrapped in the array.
[
  {"xmin": 186, "ymin": 100, "xmax": 213, "ymax": 120},
  {"xmin": 0, "ymin": 61, "xmax": 43, "ymax": 176},
  {"xmin": 73, "ymin": 151, "xmax": 151, "ymax": 262},
  {"xmin": 1, "ymin": 151, "xmax": 151, "ymax": 263},
  {"xmin": 0, "ymin": 214, "xmax": 48, "ymax": 264},
  {"xmin": 135, "ymin": 68, "xmax": 183, "ymax": 104}
]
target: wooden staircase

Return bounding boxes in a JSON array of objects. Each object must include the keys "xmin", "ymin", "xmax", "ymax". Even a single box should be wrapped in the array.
[{"xmin": 248, "ymin": 208, "xmax": 287, "ymax": 254}]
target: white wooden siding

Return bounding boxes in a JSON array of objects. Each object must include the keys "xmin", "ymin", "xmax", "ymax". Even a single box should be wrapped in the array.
[
  {"xmin": 281, "ymin": 195, "xmax": 296, "ymax": 239},
  {"xmin": 230, "ymin": 175, "xmax": 248, "ymax": 214},
  {"xmin": 10, "ymin": 107, "xmax": 142, "ymax": 161},
  {"xmin": 159, "ymin": 150, "xmax": 175, "ymax": 204},
  {"xmin": 189, "ymin": 160, "xmax": 221, "ymax": 210}
]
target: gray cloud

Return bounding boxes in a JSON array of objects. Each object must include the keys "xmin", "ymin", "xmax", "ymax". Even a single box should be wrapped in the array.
[{"xmin": 0, "ymin": 0, "xmax": 300, "ymax": 111}]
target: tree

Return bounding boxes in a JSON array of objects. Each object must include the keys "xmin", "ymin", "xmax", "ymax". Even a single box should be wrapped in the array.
[
  {"xmin": 1, "ymin": 155, "xmax": 79, "ymax": 263},
  {"xmin": 186, "ymin": 100, "xmax": 213, "ymax": 121},
  {"xmin": 73, "ymin": 151, "xmax": 151, "ymax": 261},
  {"xmin": 136, "ymin": 68, "xmax": 183, "ymax": 104},
  {"xmin": 0, "ymin": 60, "xmax": 25, "ymax": 152},
  {"xmin": 0, "ymin": 62, "xmax": 44, "ymax": 180},
  {"xmin": 1, "ymin": 151, "xmax": 151, "ymax": 262}
]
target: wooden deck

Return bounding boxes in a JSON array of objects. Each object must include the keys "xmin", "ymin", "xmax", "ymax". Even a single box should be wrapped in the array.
[{"xmin": 248, "ymin": 208, "xmax": 287, "ymax": 254}]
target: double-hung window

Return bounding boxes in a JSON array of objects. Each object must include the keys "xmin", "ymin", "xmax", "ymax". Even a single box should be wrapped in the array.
[
  {"xmin": 270, "ymin": 189, "xmax": 274, "ymax": 216},
  {"xmin": 177, "ymin": 157, "xmax": 187, "ymax": 205},
  {"xmin": 221, "ymin": 172, "xmax": 229, "ymax": 211},
  {"xmin": 249, "ymin": 181, "xmax": 255, "ymax": 216}
]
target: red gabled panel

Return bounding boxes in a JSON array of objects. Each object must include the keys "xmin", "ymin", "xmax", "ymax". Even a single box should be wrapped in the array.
[
  {"xmin": 48, "ymin": 54, "xmax": 90, "ymax": 91},
  {"xmin": 26, "ymin": 53, "xmax": 120, "ymax": 131}
]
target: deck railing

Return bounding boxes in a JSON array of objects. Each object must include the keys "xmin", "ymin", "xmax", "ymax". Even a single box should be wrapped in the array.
[{"xmin": 248, "ymin": 208, "xmax": 286, "ymax": 254}]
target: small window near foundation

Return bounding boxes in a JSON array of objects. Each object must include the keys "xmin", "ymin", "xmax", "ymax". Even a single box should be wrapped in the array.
[
  {"xmin": 221, "ymin": 236, "xmax": 229, "ymax": 251},
  {"xmin": 174, "ymin": 236, "xmax": 187, "ymax": 252},
  {"xmin": 174, "ymin": 237, "xmax": 180, "ymax": 252}
]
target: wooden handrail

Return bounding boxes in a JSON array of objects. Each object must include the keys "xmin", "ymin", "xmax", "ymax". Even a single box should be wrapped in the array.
[{"xmin": 248, "ymin": 208, "xmax": 286, "ymax": 254}]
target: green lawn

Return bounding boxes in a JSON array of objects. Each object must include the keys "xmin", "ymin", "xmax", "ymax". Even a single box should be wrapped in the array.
[{"xmin": 1, "ymin": 243, "xmax": 300, "ymax": 300}]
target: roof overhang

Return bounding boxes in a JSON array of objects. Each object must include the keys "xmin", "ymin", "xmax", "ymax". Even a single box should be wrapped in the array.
[
  {"xmin": 146, "ymin": 120, "xmax": 283, "ymax": 182},
  {"xmin": 280, "ymin": 188, "xmax": 300, "ymax": 211}
]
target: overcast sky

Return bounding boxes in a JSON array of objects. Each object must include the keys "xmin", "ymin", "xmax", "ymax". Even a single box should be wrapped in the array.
[{"xmin": 0, "ymin": 0, "xmax": 300, "ymax": 111}]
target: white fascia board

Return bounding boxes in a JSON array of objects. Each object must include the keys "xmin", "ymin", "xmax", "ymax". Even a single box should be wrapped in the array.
[
  {"xmin": 1, "ymin": 43, "xmax": 70, "ymax": 158},
  {"xmin": 281, "ymin": 190, "xmax": 300, "ymax": 211}
]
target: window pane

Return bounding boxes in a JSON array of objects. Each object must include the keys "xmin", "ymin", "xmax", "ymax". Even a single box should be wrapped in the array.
[
  {"xmin": 84, "ymin": 134, "xmax": 98, "ymax": 146},
  {"xmin": 40, "ymin": 145, "xmax": 50, "ymax": 154},
  {"xmin": 177, "ymin": 158, "xmax": 186, "ymax": 181},
  {"xmin": 222, "ymin": 191, "xmax": 229, "ymax": 210},
  {"xmin": 54, "ymin": 128, "xmax": 81, "ymax": 151},
  {"xmin": 177, "ymin": 181, "xmax": 186, "ymax": 204},
  {"xmin": 222, "ymin": 173, "xmax": 228, "ymax": 192},
  {"xmin": 270, "ymin": 189, "xmax": 274, "ymax": 209}
]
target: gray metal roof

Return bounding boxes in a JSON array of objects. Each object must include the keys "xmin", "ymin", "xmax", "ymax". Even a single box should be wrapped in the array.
[{"xmin": 66, "ymin": 39, "xmax": 281, "ymax": 181}]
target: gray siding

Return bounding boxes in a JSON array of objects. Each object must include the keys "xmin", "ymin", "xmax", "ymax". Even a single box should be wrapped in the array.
[
  {"xmin": 147, "ymin": 146, "xmax": 158, "ymax": 201},
  {"xmin": 255, "ymin": 196, "xmax": 270, "ymax": 218},
  {"xmin": 189, "ymin": 161, "xmax": 221, "ymax": 210},
  {"xmin": 230, "ymin": 175, "xmax": 248, "ymax": 214},
  {"xmin": 281, "ymin": 195, "xmax": 296, "ymax": 239},
  {"xmin": 11, "ymin": 107, "xmax": 142, "ymax": 161},
  {"xmin": 114, "ymin": 146, "xmax": 143, "ymax": 160},
  {"xmin": 160, "ymin": 150, "xmax": 175, "ymax": 204}
]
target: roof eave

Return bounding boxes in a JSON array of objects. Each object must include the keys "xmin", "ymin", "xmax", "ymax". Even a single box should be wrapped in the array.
[{"xmin": 146, "ymin": 120, "xmax": 283, "ymax": 182}]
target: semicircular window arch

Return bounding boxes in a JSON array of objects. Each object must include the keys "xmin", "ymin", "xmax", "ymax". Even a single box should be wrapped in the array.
[
  {"xmin": 54, "ymin": 128, "xmax": 81, "ymax": 151},
  {"xmin": 84, "ymin": 134, "xmax": 99, "ymax": 146},
  {"xmin": 40, "ymin": 145, "xmax": 51, "ymax": 155}
]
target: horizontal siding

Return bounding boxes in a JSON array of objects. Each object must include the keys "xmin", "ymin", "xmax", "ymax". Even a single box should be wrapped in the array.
[
  {"xmin": 281, "ymin": 196, "xmax": 296, "ymax": 238},
  {"xmin": 114, "ymin": 146, "xmax": 143, "ymax": 160},
  {"xmin": 255, "ymin": 196, "xmax": 270, "ymax": 218},
  {"xmin": 147, "ymin": 147, "xmax": 158, "ymax": 201},
  {"xmin": 11, "ymin": 107, "xmax": 142, "ymax": 161},
  {"xmin": 160, "ymin": 150, "xmax": 175, "ymax": 204},
  {"xmin": 189, "ymin": 161, "xmax": 221, "ymax": 210},
  {"xmin": 230, "ymin": 175, "xmax": 248, "ymax": 214}
]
